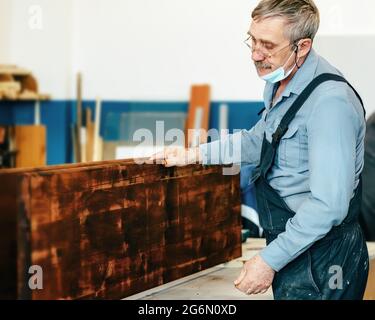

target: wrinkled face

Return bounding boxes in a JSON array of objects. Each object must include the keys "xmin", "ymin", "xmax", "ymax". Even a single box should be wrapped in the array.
[{"xmin": 248, "ymin": 17, "xmax": 296, "ymax": 77}]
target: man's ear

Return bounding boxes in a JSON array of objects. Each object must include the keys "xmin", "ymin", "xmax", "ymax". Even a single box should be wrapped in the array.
[{"xmin": 296, "ymin": 38, "xmax": 312, "ymax": 59}]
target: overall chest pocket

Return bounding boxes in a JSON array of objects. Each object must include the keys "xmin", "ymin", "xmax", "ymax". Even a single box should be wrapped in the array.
[{"xmin": 276, "ymin": 125, "xmax": 302, "ymax": 169}]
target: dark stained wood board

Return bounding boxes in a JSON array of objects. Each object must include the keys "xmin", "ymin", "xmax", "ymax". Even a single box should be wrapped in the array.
[{"xmin": 0, "ymin": 160, "xmax": 241, "ymax": 300}]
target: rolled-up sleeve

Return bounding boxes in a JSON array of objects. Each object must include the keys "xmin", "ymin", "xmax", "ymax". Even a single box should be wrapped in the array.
[
  {"xmin": 260, "ymin": 89, "xmax": 361, "ymax": 272},
  {"xmin": 199, "ymin": 116, "xmax": 265, "ymax": 166}
]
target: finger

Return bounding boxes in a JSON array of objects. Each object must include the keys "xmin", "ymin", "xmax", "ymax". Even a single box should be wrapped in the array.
[
  {"xmin": 164, "ymin": 158, "xmax": 178, "ymax": 167},
  {"xmin": 246, "ymin": 284, "xmax": 257, "ymax": 295},
  {"xmin": 149, "ymin": 151, "xmax": 166, "ymax": 161},
  {"xmin": 234, "ymin": 274, "xmax": 249, "ymax": 293},
  {"xmin": 236, "ymin": 279, "xmax": 252, "ymax": 294},
  {"xmin": 144, "ymin": 157, "xmax": 156, "ymax": 164},
  {"xmin": 254, "ymin": 284, "xmax": 270, "ymax": 295},
  {"xmin": 259, "ymin": 288, "xmax": 268, "ymax": 295},
  {"xmin": 234, "ymin": 268, "xmax": 247, "ymax": 286},
  {"xmin": 247, "ymin": 290, "xmax": 256, "ymax": 295},
  {"xmin": 252, "ymin": 288, "xmax": 262, "ymax": 295}
]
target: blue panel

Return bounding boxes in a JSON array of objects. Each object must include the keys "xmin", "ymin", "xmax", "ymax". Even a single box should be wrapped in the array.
[
  {"xmin": 12, "ymin": 102, "xmax": 35, "ymax": 124},
  {"xmin": 0, "ymin": 100, "xmax": 264, "ymax": 166},
  {"xmin": 0, "ymin": 100, "xmax": 75, "ymax": 165},
  {"xmin": 41, "ymin": 101, "xmax": 75, "ymax": 165},
  {"xmin": 101, "ymin": 101, "xmax": 188, "ymax": 140},
  {"xmin": 0, "ymin": 101, "xmax": 15, "ymax": 125},
  {"xmin": 210, "ymin": 101, "xmax": 264, "ymax": 133}
]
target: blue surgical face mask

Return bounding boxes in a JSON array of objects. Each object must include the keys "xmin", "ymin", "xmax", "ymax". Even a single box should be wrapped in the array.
[{"xmin": 260, "ymin": 49, "xmax": 297, "ymax": 84}]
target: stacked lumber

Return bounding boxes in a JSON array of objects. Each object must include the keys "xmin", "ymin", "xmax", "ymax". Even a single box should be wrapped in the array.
[
  {"xmin": 0, "ymin": 65, "xmax": 50, "ymax": 101},
  {"xmin": 0, "ymin": 160, "xmax": 241, "ymax": 300}
]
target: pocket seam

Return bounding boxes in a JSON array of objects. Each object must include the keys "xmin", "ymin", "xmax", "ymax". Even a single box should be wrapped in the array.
[
  {"xmin": 280, "ymin": 124, "xmax": 299, "ymax": 139},
  {"xmin": 307, "ymin": 251, "xmax": 323, "ymax": 298},
  {"xmin": 278, "ymin": 125, "xmax": 300, "ymax": 168}
]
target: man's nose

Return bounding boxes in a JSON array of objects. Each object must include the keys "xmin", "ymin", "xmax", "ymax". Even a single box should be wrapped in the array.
[{"xmin": 252, "ymin": 50, "xmax": 265, "ymax": 62}]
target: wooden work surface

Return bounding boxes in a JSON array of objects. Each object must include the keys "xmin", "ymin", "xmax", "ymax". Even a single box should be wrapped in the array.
[{"xmin": 127, "ymin": 239, "xmax": 375, "ymax": 300}]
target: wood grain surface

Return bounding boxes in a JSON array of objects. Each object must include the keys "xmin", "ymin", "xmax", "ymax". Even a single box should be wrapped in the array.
[{"xmin": 0, "ymin": 160, "xmax": 241, "ymax": 300}]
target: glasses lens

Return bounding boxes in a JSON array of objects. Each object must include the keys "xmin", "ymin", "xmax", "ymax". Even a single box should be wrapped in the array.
[
  {"xmin": 245, "ymin": 37, "xmax": 270, "ymax": 57},
  {"xmin": 245, "ymin": 36, "xmax": 295, "ymax": 59}
]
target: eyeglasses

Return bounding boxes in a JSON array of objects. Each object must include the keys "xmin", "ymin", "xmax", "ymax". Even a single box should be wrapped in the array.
[{"xmin": 244, "ymin": 35, "xmax": 296, "ymax": 59}]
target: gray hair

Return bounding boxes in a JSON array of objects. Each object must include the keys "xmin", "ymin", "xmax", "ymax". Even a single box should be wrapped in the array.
[{"xmin": 252, "ymin": 0, "xmax": 320, "ymax": 43}]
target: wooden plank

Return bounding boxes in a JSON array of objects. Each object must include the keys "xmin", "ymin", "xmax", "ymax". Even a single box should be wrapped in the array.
[
  {"xmin": 0, "ymin": 80, "xmax": 21, "ymax": 100},
  {"xmin": 71, "ymin": 124, "xmax": 78, "ymax": 163},
  {"xmin": 86, "ymin": 108, "xmax": 94, "ymax": 162},
  {"xmin": 1, "ymin": 94, "xmax": 51, "ymax": 102},
  {"xmin": 185, "ymin": 85, "xmax": 211, "ymax": 148},
  {"xmin": 0, "ymin": 160, "xmax": 241, "ymax": 300},
  {"xmin": 14, "ymin": 125, "xmax": 46, "ymax": 168},
  {"xmin": 75, "ymin": 73, "xmax": 82, "ymax": 163},
  {"xmin": 0, "ymin": 174, "xmax": 18, "ymax": 299},
  {"xmin": 0, "ymin": 81, "xmax": 21, "ymax": 92}
]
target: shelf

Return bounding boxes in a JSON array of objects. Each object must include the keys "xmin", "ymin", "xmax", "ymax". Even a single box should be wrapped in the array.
[
  {"xmin": 0, "ymin": 95, "xmax": 51, "ymax": 102},
  {"xmin": 0, "ymin": 65, "xmax": 51, "ymax": 102}
]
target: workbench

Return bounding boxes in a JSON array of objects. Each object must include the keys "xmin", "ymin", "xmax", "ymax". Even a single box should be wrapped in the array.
[{"xmin": 126, "ymin": 239, "xmax": 375, "ymax": 300}]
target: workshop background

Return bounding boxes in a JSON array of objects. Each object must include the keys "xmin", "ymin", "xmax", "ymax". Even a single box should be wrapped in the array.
[
  {"xmin": 1, "ymin": 0, "xmax": 374, "ymax": 165},
  {"xmin": 0, "ymin": 0, "xmax": 374, "ymax": 301}
]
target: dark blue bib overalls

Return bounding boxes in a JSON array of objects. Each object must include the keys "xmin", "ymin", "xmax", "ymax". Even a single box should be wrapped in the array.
[{"xmin": 252, "ymin": 73, "xmax": 370, "ymax": 300}]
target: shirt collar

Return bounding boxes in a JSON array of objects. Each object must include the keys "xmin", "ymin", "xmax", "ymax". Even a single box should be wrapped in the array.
[{"xmin": 263, "ymin": 48, "xmax": 320, "ymax": 110}]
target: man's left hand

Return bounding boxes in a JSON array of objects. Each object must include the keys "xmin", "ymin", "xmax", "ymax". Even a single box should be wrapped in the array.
[{"xmin": 234, "ymin": 254, "xmax": 275, "ymax": 295}]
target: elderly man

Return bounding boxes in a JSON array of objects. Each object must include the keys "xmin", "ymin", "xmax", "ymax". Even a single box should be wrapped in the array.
[{"xmin": 151, "ymin": 0, "xmax": 369, "ymax": 300}]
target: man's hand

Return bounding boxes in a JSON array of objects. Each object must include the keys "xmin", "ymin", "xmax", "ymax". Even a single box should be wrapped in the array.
[
  {"xmin": 148, "ymin": 146, "xmax": 202, "ymax": 167},
  {"xmin": 234, "ymin": 254, "xmax": 275, "ymax": 295}
]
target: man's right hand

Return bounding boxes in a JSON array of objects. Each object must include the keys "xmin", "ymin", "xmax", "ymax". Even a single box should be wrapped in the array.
[{"xmin": 148, "ymin": 146, "xmax": 202, "ymax": 167}]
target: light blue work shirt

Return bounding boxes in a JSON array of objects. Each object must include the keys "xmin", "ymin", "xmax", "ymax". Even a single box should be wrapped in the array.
[{"xmin": 199, "ymin": 49, "xmax": 366, "ymax": 272}]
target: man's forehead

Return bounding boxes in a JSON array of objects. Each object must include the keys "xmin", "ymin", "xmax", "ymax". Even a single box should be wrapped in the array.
[{"xmin": 248, "ymin": 17, "xmax": 288, "ymax": 43}]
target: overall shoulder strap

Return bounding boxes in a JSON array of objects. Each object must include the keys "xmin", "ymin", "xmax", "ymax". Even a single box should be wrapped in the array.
[{"xmin": 272, "ymin": 73, "xmax": 366, "ymax": 147}]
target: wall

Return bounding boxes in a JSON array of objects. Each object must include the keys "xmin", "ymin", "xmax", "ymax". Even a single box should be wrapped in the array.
[
  {"xmin": 72, "ymin": 0, "xmax": 375, "ymax": 105},
  {"xmin": 0, "ymin": 0, "xmax": 12, "ymax": 62},
  {"xmin": 2, "ymin": 0, "xmax": 74, "ymax": 98},
  {"xmin": 314, "ymin": 36, "xmax": 375, "ymax": 118},
  {"xmin": 71, "ymin": 0, "xmax": 260, "ymax": 101},
  {"xmin": 2, "ymin": 0, "xmax": 374, "ymax": 106}
]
